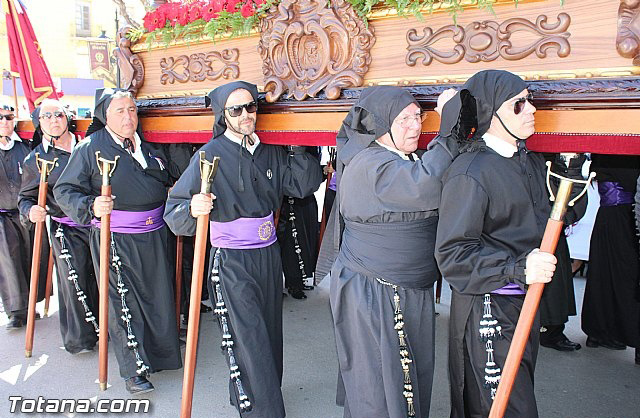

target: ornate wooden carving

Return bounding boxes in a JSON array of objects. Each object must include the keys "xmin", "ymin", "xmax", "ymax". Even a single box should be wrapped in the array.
[
  {"xmin": 258, "ymin": 0, "xmax": 375, "ymax": 102},
  {"xmin": 617, "ymin": 0, "xmax": 640, "ymax": 65},
  {"xmin": 159, "ymin": 49, "xmax": 240, "ymax": 85},
  {"xmin": 113, "ymin": 26, "xmax": 145, "ymax": 95},
  {"xmin": 406, "ymin": 13, "xmax": 571, "ymax": 66}
]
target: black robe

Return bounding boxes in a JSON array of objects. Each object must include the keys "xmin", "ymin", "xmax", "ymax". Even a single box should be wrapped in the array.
[
  {"xmin": 19, "ymin": 140, "xmax": 99, "ymax": 353},
  {"xmin": 164, "ymin": 134, "xmax": 322, "ymax": 418},
  {"xmin": 53, "ymin": 128, "xmax": 181, "ymax": 378},
  {"xmin": 436, "ymin": 145, "xmax": 584, "ymax": 418},
  {"xmin": 582, "ymin": 154, "xmax": 640, "ymax": 348},
  {"xmin": 330, "ymin": 141, "xmax": 454, "ymax": 418},
  {"xmin": 0, "ymin": 139, "xmax": 36, "ymax": 317}
]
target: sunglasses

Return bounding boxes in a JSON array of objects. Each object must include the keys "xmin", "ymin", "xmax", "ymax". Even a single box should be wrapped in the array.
[
  {"xmin": 0, "ymin": 114, "xmax": 15, "ymax": 121},
  {"xmin": 225, "ymin": 101, "xmax": 257, "ymax": 117},
  {"xmin": 39, "ymin": 111, "xmax": 66, "ymax": 120},
  {"xmin": 513, "ymin": 93, "xmax": 534, "ymax": 115}
]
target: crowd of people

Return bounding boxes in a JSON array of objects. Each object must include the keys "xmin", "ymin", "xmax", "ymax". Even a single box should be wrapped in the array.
[{"xmin": 0, "ymin": 69, "xmax": 637, "ymax": 417}]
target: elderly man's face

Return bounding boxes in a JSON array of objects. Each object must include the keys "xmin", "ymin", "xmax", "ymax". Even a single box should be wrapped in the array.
[
  {"xmin": 389, "ymin": 103, "xmax": 423, "ymax": 153},
  {"xmin": 0, "ymin": 108, "xmax": 15, "ymax": 138},
  {"xmin": 224, "ymin": 89, "xmax": 257, "ymax": 136},
  {"xmin": 495, "ymin": 88, "xmax": 536, "ymax": 141},
  {"xmin": 39, "ymin": 104, "xmax": 68, "ymax": 138},
  {"xmin": 106, "ymin": 97, "xmax": 138, "ymax": 139}
]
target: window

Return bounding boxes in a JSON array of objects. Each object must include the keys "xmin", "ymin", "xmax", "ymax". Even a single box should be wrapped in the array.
[{"xmin": 76, "ymin": 2, "xmax": 91, "ymax": 37}]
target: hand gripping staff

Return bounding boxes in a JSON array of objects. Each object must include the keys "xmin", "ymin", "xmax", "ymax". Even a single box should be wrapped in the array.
[
  {"xmin": 181, "ymin": 151, "xmax": 219, "ymax": 418},
  {"xmin": 25, "ymin": 153, "xmax": 58, "ymax": 358},
  {"xmin": 489, "ymin": 154, "xmax": 594, "ymax": 417},
  {"xmin": 95, "ymin": 151, "xmax": 119, "ymax": 391}
]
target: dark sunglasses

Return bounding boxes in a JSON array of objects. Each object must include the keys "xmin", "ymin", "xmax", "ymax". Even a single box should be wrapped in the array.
[
  {"xmin": 513, "ymin": 93, "xmax": 534, "ymax": 115},
  {"xmin": 0, "ymin": 114, "xmax": 15, "ymax": 121},
  {"xmin": 39, "ymin": 111, "xmax": 66, "ymax": 120},
  {"xmin": 225, "ymin": 101, "xmax": 257, "ymax": 117}
]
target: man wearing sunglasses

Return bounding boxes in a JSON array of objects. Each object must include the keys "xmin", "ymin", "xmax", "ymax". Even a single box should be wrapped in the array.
[
  {"xmin": 19, "ymin": 99, "xmax": 100, "ymax": 355},
  {"xmin": 435, "ymin": 70, "xmax": 586, "ymax": 417},
  {"xmin": 165, "ymin": 81, "xmax": 322, "ymax": 417},
  {"xmin": 54, "ymin": 89, "xmax": 182, "ymax": 394},
  {"xmin": 0, "ymin": 103, "xmax": 35, "ymax": 330}
]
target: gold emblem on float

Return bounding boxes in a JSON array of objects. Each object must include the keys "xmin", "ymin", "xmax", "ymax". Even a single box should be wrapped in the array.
[
  {"xmin": 146, "ymin": 217, "xmax": 153, "ymax": 225},
  {"xmin": 258, "ymin": 220, "xmax": 274, "ymax": 241}
]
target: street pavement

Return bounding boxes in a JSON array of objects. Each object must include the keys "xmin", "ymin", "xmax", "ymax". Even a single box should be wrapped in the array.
[{"xmin": 0, "ymin": 275, "xmax": 638, "ymax": 417}]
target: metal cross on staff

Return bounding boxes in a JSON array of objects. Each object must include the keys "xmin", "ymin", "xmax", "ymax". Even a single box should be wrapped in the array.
[
  {"xmin": 25, "ymin": 153, "xmax": 58, "ymax": 358},
  {"xmin": 489, "ymin": 153, "xmax": 594, "ymax": 417},
  {"xmin": 181, "ymin": 151, "xmax": 219, "ymax": 418},
  {"xmin": 95, "ymin": 151, "xmax": 119, "ymax": 391}
]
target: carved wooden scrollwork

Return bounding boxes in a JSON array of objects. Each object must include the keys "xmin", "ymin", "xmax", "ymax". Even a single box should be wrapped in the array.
[
  {"xmin": 406, "ymin": 13, "xmax": 571, "ymax": 66},
  {"xmin": 159, "ymin": 49, "xmax": 240, "ymax": 85},
  {"xmin": 258, "ymin": 0, "xmax": 375, "ymax": 102},
  {"xmin": 617, "ymin": 0, "xmax": 640, "ymax": 65},
  {"xmin": 113, "ymin": 26, "xmax": 145, "ymax": 95}
]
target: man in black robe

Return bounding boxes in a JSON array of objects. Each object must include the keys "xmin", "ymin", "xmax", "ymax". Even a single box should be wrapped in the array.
[
  {"xmin": 19, "ymin": 99, "xmax": 99, "ymax": 354},
  {"xmin": 435, "ymin": 70, "xmax": 585, "ymax": 417},
  {"xmin": 329, "ymin": 86, "xmax": 457, "ymax": 418},
  {"xmin": 53, "ymin": 89, "xmax": 181, "ymax": 394},
  {"xmin": 0, "ymin": 103, "xmax": 34, "ymax": 330},
  {"xmin": 164, "ymin": 81, "xmax": 322, "ymax": 418}
]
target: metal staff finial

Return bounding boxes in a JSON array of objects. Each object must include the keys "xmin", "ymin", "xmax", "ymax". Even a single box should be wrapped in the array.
[
  {"xmin": 95, "ymin": 151, "xmax": 119, "ymax": 187},
  {"xmin": 198, "ymin": 151, "xmax": 220, "ymax": 194},
  {"xmin": 544, "ymin": 156, "xmax": 595, "ymax": 221},
  {"xmin": 35, "ymin": 152, "xmax": 58, "ymax": 182}
]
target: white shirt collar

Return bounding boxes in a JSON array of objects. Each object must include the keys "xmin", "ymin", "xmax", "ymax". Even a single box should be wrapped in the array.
[
  {"xmin": 224, "ymin": 129, "xmax": 260, "ymax": 155},
  {"xmin": 375, "ymin": 140, "xmax": 417, "ymax": 161},
  {"xmin": 482, "ymin": 132, "xmax": 518, "ymax": 158},
  {"xmin": 42, "ymin": 134, "xmax": 77, "ymax": 153},
  {"xmin": 0, "ymin": 131, "xmax": 22, "ymax": 151},
  {"xmin": 105, "ymin": 126, "xmax": 147, "ymax": 169}
]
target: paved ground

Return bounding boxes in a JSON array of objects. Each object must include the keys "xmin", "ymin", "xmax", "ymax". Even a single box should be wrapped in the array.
[{"xmin": 0, "ymin": 275, "xmax": 638, "ymax": 418}]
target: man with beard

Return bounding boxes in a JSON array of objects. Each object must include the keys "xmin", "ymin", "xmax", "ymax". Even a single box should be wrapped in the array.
[
  {"xmin": 54, "ymin": 89, "xmax": 181, "ymax": 393},
  {"xmin": 435, "ymin": 70, "xmax": 585, "ymax": 417},
  {"xmin": 164, "ymin": 81, "xmax": 322, "ymax": 417},
  {"xmin": 19, "ymin": 99, "xmax": 99, "ymax": 354}
]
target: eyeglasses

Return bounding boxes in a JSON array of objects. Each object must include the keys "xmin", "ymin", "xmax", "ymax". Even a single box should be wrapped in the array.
[
  {"xmin": 0, "ymin": 114, "xmax": 15, "ymax": 121},
  {"xmin": 39, "ymin": 111, "xmax": 66, "ymax": 120},
  {"xmin": 513, "ymin": 93, "xmax": 534, "ymax": 115},
  {"xmin": 396, "ymin": 112, "xmax": 427, "ymax": 128},
  {"xmin": 225, "ymin": 101, "xmax": 257, "ymax": 117}
]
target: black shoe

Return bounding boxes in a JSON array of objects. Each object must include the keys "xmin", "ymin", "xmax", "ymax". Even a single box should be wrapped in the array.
[
  {"xmin": 586, "ymin": 336, "xmax": 626, "ymax": 350},
  {"xmin": 541, "ymin": 337, "xmax": 582, "ymax": 351},
  {"xmin": 6, "ymin": 316, "xmax": 24, "ymax": 330},
  {"xmin": 125, "ymin": 376, "xmax": 154, "ymax": 395},
  {"xmin": 288, "ymin": 288, "xmax": 307, "ymax": 299}
]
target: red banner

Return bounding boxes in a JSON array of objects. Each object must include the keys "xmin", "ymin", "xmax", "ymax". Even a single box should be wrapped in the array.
[{"xmin": 3, "ymin": 0, "xmax": 60, "ymax": 111}]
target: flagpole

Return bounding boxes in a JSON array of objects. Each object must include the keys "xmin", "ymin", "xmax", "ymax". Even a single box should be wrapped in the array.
[{"xmin": 11, "ymin": 74, "xmax": 19, "ymax": 118}]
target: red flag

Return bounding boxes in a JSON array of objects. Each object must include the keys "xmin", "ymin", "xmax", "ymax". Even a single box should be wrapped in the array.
[{"xmin": 3, "ymin": 0, "xmax": 60, "ymax": 112}]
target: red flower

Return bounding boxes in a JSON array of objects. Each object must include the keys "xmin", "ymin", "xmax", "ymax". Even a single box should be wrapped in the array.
[
  {"xmin": 144, "ymin": 8, "xmax": 168, "ymax": 31},
  {"xmin": 240, "ymin": 1, "xmax": 254, "ymax": 17},
  {"xmin": 165, "ymin": 3, "xmax": 182, "ymax": 26},
  {"xmin": 254, "ymin": 0, "xmax": 266, "ymax": 7},
  {"xmin": 225, "ymin": 0, "xmax": 240, "ymax": 13},
  {"xmin": 202, "ymin": 0, "xmax": 221, "ymax": 21},
  {"xmin": 143, "ymin": 12, "xmax": 158, "ymax": 31},
  {"xmin": 188, "ymin": 2, "xmax": 204, "ymax": 22}
]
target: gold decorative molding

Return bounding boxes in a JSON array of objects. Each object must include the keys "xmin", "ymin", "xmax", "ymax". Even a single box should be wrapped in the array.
[
  {"xmin": 406, "ymin": 13, "xmax": 571, "ymax": 66},
  {"xmin": 159, "ymin": 49, "xmax": 240, "ymax": 85},
  {"xmin": 617, "ymin": 0, "xmax": 640, "ymax": 65},
  {"xmin": 258, "ymin": 0, "xmax": 375, "ymax": 102},
  {"xmin": 113, "ymin": 26, "xmax": 145, "ymax": 95}
]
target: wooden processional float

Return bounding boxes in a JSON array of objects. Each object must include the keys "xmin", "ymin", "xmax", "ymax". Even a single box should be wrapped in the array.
[{"xmin": 13, "ymin": 0, "xmax": 640, "ymax": 412}]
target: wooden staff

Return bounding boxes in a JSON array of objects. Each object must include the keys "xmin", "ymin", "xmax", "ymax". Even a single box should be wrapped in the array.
[
  {"xmin": 43, "ymin": 251, "xmax": 54, "ymax": 317},
  {"xmin": 95, "ymin": 151, "xmax": 119, "ymax": 391},
  {"xmin": 25, "ymin": 153, "xmax": 57, "ymax": 358},
  {"xmin": 181, "ymin": 151, "xmax": 219, "ymax": 418},
  {"xmin": 489, "ymin": 156, "xmax": 594, "ymax": 417},
  {"xmin": 175, "ymin": 235, "xmax": 184, "ymax": 331}
]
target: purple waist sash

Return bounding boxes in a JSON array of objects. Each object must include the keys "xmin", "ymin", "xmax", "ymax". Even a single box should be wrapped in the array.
[
  {"xmin": 0, "ymin": 209, "xmax": 17, "ymax": 213},
  {"xmin": 52, "ymin": 216, "xmax": 90, "ymax": 228},
  {"xmin": 328, "ymin": 174, "xmax": 337, "ymax": 191},
  {"xmin": 91, "ymin": 205, "xmax": 165, "ymax": 234},
  {"xmin": 492, "ymin": 283, "xmax": 526, "ymax": 296},
  {"xmin": 210, "ymin": 213, "xmax": 276, "ymax": 249},
  {"xmin": 598, "ymin": 181, "xmax": 633, "ymax": 207}
]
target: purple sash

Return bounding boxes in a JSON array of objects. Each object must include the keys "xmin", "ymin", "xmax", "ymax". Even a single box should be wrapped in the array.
[
  {"xmin": 52, "ymin": 216, "xmax": 90, "ymax": 228},
  {"xmin": 492, "ymin": 283, "xmax": 526, "ymax": 296},
  {"xmin": 210, "ymin": 213, "xmax": 276, "ymax": 249},
  {"xmin": 328, "ymin": 174, "xmax": 337, "ymax": 191},
  {"xmin": 0, "ymin": 209, "xmax": 17, "ymax": 213},
  {"xmin": 598, "ymin": 181, "xmax": 633, "ymax": 207},
  {"xmin": 91, "ymin": 205, "xmax": 165, "ymax": 234}
]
